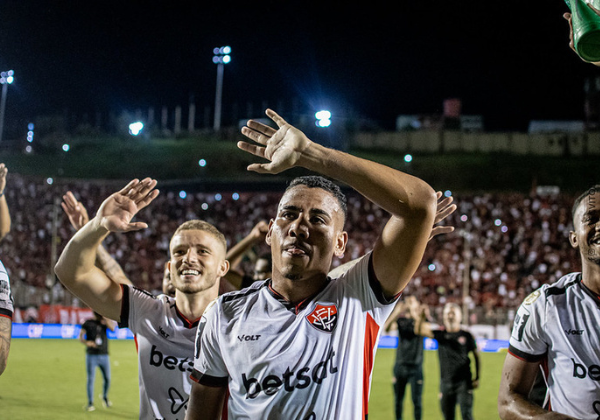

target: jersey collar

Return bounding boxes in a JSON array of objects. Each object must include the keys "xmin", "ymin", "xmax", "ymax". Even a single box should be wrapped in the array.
[
  {"xmin": 174, "ymin": 305, "xmax": 200, "ymax": 329},
  {"xmin": 266, "ymin": 278, "xmax": 331, "ymax": 315}
]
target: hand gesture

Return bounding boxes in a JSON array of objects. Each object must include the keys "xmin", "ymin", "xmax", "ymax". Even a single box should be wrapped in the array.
[
  {"xmin": 429, "ymin": 191, "xmax": 456, "ymax": 240},
  {"xmin": 564, "ymin": 10, "xmax": 600, "ymax": 66},
  {"xmin": 239, "ymin": 109, "xmax": 312, "ymax": 174},
  {"xmin": 95, "ymin": 178, "xmax": 159, "ymax": 233},
  {"xmin": 0, "ymin": 163, "xmax": 7, "ymax": 193},
  {"xmin": 61, "ymin": 191, "xmax": 90, "ymax": 230}
]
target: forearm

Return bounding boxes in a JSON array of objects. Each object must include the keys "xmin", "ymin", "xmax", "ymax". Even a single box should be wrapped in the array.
[
  {"xmin": 499, "ymin": 391, "xmax": 576, "ymax": 419},
  {"xmin": 56, "ymin": 218, "xmax": 109, "ymax": 283},
  {"xmin": 96, "ymin": 245, "xmax": 132, "ymax": 285},
  {"xmin": 0, "ymin": 316, "xmax": 12, "ymax": 375},
  {"xmin": 225, "ymin": 234, "xmax": 259, "ymax": 268},
  {"xmin": 0, "ymin": 196, "xmax": 10, "ymax": 240},
  {"xmin": 298, "ymin": 142, "xmax": 436, "ymax": 218}
]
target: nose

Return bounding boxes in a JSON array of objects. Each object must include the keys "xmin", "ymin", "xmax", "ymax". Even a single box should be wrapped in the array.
[
  {"xmin": 183, "ymin": 248, "xmax": 198, "ymax": 263},
  {"xmin": 289, "ymin": 217, "xmax": 309, "ymax": 239}
]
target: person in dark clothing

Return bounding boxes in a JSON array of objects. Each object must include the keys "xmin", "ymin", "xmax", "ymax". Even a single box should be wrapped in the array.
[
  {"xmin": 79, "ymin": 312, "xmax": 116, "ymax": 411},
  {"xmin": 384, "ymin": 296, "xmax": 427, "ymax": 420},
  {"xmin": 416, "ymin": 302, "xmax": 480, "ymax": 420}
]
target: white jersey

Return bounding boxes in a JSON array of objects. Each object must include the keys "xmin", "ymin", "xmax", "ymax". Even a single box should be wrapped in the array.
[
  {"xmin": 119, "ymin": 284, "xmax": 198, "ymax": 420},
  {"xmin": 0, "ymin": 259, "xmax": 13, "ymax": 319},
  {"xmin": 509, "ymin": 273, "xmax": 600, "ymax": 419},
  {"xmin": 192, "ymin": 252, "xmax": 396, "ymax": 420}
]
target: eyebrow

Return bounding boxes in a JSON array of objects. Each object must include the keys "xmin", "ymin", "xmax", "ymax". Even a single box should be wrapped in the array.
[{"xmin": 280, "ymin": 205, "xmax": 332, "ymax": 219}]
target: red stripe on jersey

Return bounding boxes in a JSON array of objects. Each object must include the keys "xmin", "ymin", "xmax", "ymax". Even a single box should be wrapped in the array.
[
  {"xmin": 362, "ymin": 313, "xmax": 379, "ymax": 419},
  {"xmin": 134, "ymin": 335, "xmax": 139, "ymax": 353},
  {"xmin": 0, "ymin": 313, "xmax": 12, "ymax": 320}
]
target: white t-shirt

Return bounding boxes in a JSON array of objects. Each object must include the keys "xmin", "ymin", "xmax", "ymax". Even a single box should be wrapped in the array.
[
  {"xmin": 509, "ymin": 273, "xmax": 600, "ymax": 419},
  {"xmin": 192, "ymin": 252, "xmax": 396, "ymax": 420},
  {"xmin": 0, "ymin": 259, "xmax": 13, "ymax": 319},
  {"xmin": 119, "ymin": 284, "xmax": 199, "ymax": 420}
]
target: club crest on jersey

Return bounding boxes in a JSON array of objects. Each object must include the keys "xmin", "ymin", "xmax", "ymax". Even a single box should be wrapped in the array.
[{"xmin": 306, "ymin": 304, "xmax": 338, "ymax": 333}]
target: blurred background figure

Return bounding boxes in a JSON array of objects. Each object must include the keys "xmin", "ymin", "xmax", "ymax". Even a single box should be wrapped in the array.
[
  {"xmin": 384, "ymin": 296, "xmax": 429, "ymax": 420},
  {"xmin": 417, "ymin": 302, "xmax": 480, "ymax": 420},
  {"xmin": 79, "ymin": 311, "xmax": 116, "ymax": 411}
]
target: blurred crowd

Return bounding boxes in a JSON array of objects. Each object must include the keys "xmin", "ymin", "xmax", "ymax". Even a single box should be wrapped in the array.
[{"xmin": 0, "ymin": 173, "xmax": 580, "ymax": 325}]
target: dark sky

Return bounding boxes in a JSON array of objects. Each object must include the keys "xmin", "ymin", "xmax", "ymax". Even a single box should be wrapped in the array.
[{"xmin": 0, "ymin": 1, "xmax": 596, "ymax": 132}]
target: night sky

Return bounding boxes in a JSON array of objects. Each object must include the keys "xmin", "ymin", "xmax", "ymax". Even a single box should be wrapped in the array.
[{"xmin": 0, "ymin": 1, "xmax": 596, "ymax": 132}]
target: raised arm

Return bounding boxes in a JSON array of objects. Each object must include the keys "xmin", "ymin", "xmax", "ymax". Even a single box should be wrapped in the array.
[
  {"xmin": 55, "ymin": 179, "xmax": 158, "ymax": 320},
  {"xmin": 240, "ymin": 109, "xmax": 437, "ymax": 297},
  {"xmin": 0, "ymin": 163, "xmax": 11, "ymax": 241},
  {"xmin": 414, "ymin": 305, "xmax": 434, "ymax": 338},
  {"xmin": 498, "ymin": 354, "xmax": 575, "ymax": 419},
  {"xmin": 223, "ymin": 220, "xmax": 268, "ymax": 289},
  {"xmin": 62, "ymin": 191, "xmax": 132, "ymax": 285},
  {"xmin": 383, "ymin": 300, "xmax": 405, "ymax": 333}
]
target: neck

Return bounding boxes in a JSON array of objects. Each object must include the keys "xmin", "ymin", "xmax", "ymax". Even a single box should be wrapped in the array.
[
  {"xmin": 271, "ymin": 272, "xmax": 328, "ymax": 304},
  {"xmin": 175, "ymin": 283, "xmax": 219, "ymax": 320},
  {"xmin": 581, "ymin": 262, "xmax": 600, "ymax": 295}
]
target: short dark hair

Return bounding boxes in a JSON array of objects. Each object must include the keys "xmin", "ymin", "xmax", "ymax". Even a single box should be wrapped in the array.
[
  {"xmin": 285, "ymin": 176, "xmax": 347, "ymax": 222},
  {"xmin": 572, "ymin": 185, "xmax": 600, "ymax": 222},
  {"xmin": 172, "ymin": 219, "xmax": 227, "ymax": 252}
]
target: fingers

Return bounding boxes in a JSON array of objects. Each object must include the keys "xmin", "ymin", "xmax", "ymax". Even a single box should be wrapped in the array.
[
  {"xmin": 0, "ymin": 163, "xmax": 7, "ymax": 177},
  {"xmin": 237, "ymin": 141, "xmax": 267, "ymax": 159},
  {"xmin": 429, "ymin": 226, "xmax": 455, "ymax": 240},
  {"xmin": 265, "ymin": 109, "xmax": 288, "ymax": 128}
]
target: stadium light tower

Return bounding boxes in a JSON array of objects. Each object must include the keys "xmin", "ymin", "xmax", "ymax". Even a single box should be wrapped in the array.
[
  {"xmin": 212, "ymin": 46, "xmax": 231, "ymax": 131},
  {"xmin": 0, "ymin": 70, "xmax": 15, "ymax": 144}
]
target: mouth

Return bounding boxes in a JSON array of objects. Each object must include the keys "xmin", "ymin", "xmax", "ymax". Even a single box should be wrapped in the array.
[
  {"xmin": 180, "ymin": 269, "xmax": 201, "ymax": 277},
  {"xmin": 283, "ymin": 243, "xmax": 310, "ymax": 258}
]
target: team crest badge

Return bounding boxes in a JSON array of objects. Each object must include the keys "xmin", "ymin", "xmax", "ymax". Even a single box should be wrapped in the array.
[
  {"xmin": 306, "ymin": 304, "xmax": 338, "ymax": 333},
  {"xmin": 524, "ymin": 290, "xmax": 541, "ymax": 305}
]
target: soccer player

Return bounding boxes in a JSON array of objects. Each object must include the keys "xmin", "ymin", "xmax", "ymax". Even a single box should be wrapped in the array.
[
  {"xmin": 416, "ymin": 302, "xmax": 480, "ymax": 420},
  {"xmin": 0, "ymin": 162, "xmax": 13, "ymax": 376},
  {"xmin": 383, "ymin": 296, "xmax": 428, "ymax": 420},
  {"xmin": 55, "ymin": 178, "xmax": 230, "ymax": 419},
  {"xmin": 498, "ymin": 185, "xmax": 600, "ymax": 419},
  {"xmin": 185, "ymin": 109, "xmax": 438, "ymax": 419},
  {"xmin": 79, "ymin": 312, "xmax": 116, "ymax": 411}
]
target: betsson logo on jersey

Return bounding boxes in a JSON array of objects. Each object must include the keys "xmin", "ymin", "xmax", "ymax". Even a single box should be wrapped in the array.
[
  {"xmin": 241, "ymin": 348, "xmax": 339, "ymax": 399},
  {"xmin": 572, "ymin": 358, "xmax": 600, "ymax": 380},
  {"xmin": 149, "ymin": 345, "xmax": 194, "ymax": 373}
]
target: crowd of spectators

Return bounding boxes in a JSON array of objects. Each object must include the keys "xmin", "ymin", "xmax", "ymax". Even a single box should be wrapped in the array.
[{"xmin": 0, "ymin": 173, "xmax": 580, "ymax": 325}]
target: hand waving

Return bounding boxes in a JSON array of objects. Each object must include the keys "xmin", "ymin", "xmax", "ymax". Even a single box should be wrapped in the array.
[
  {"xmin": 61, "ymin": 191, "xmax": 90, "ymax": 230},
  {"xmin": 95, "ymin": 178, "xmax": 159, "ymax": 233},
  {"xmin": 238, "ymin": 109, "xmax": 312, "ymax": 174},
  {"xmin": 429, "ymin": 191, "xmax": 456, "ymax": 240}
]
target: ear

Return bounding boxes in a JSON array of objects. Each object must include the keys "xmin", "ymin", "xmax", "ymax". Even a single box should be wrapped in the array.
[
  {"xmin": 569, "ymin": 230, "xmax": 579, "ymax": 249},
  {"xmin": 334, "ymin": 231, "xmax": 348, "ymax": 258},
  {"xmin": 265, "ymin": 219, "xmax": 274, "ymax": 246},
  {"xmin": 218, "ymin": 259, "xmax": 230, "ymax": 277}
]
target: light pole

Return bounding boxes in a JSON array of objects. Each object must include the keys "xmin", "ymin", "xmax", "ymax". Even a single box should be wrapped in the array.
[
  {"xmin": 0, "ymin": 70, "xmax": 15, "ymax": 144},
  {"xmin": 212, "ymin": 46, "xmax": 231, "ymax": 131}
]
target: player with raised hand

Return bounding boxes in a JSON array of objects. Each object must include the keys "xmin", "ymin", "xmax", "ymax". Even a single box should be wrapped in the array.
[
  {"xmin": 56, "ymin": 178, "xmax": 230, "ymax": 419},
  {"xmin": 186, "ymin": 109, "xmax": 438, "ymax": 420}
]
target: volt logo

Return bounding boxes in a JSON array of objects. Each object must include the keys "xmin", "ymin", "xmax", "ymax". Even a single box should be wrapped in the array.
[
  {"xmin": 565, "ymin": 329, "xmax": 584, "ymax": 335},
  {"xmin": 238, "ymin": 334, "xmax": 261, "ymax": 342}
]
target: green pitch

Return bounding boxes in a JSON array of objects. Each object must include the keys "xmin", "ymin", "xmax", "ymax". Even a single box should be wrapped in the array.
[{"xmin": 1, "ymin": 339, "xmax": 505, "ymax": 419}]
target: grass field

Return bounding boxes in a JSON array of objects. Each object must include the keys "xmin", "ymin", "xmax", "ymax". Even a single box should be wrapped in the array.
[{"xmin": 1, "ymin": 339, "xmax": 505, "ymax": 419}]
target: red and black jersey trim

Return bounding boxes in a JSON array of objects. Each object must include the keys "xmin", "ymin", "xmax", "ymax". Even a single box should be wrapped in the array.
[
  {"xmin": 190, "ymin": 369, "xmax": 228, "ymax": 387},
  {"xmin": 267, "ymin": 279, "xmax": 328, "ymax": 314},
  {"xmin": 508, "ymin": 345, "xmax": 546, "ymax": 363},
  {"xmin": 0, "ymin": 308, "xmax": 12, "ymax": 319},
  {"xmin": 367, "ymin": 253, "xmax": 401, "ymax": 305},
  {"xmin": 118, "ymin": 284, "xmax": 130, "ymax": 329},
  {"xmin": 175, "ymin": 305, "xmax": 200, "ymax": 329}
]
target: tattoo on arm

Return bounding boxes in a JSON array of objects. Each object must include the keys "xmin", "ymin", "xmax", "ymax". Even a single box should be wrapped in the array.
[{"xmin": 96, "ymin": 245, "xmax": 132, "ymax": 285}]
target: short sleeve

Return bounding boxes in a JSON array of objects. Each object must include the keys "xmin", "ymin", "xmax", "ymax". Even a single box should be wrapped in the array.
[
  {"xmin": 0, "ymin": 260, "xmax": 13, "ymax": 318},
  {"xmin": 508, "ymin": 288, "xmax": 548, "ymax": 362},
  {"xmin": 190, "ymin": 299, "xmax": 228, "ymax": 387}
]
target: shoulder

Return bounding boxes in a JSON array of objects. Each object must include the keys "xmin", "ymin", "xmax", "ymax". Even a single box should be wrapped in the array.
[{"xmin": 219, "ymin": 280, "xmax": 267, "ymax": 309}]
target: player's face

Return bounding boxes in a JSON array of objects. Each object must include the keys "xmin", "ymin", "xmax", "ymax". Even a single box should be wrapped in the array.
[
  {"xmin": 443, "ymin": 304, "xmax": 462, "ymax": 329},
  {"xmin": 168, "ymin": 229, "xmax": 229, "ymax": 295},
  {"xmin": 253, "ymin": 258, "xmax": 271, "ymax": 281},
  {"xmin": 267, "ymin": 185, "xmax": 347, "ymax": 282},
  {"xmin": 570, "ymin": 198, "xmax": 600, "ymax": 267}
]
